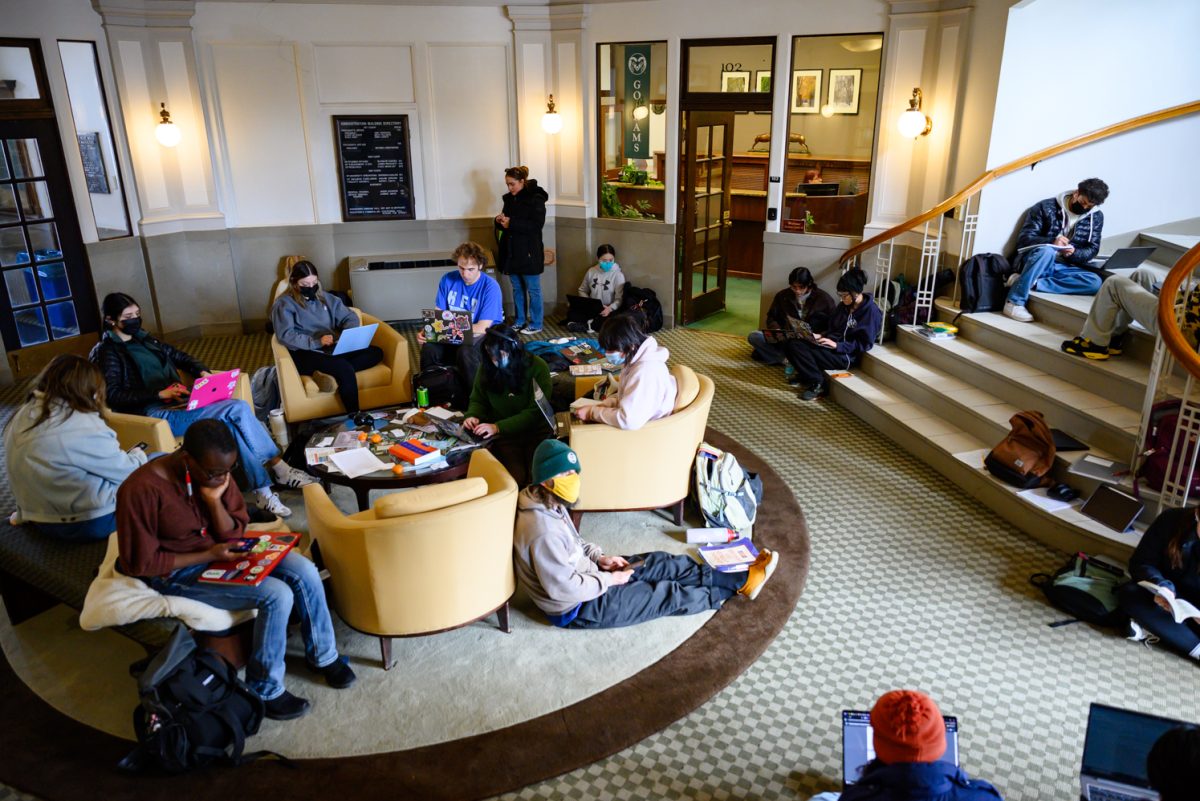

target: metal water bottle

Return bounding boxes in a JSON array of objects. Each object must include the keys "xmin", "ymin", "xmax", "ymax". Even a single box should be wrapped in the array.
[
  {"xmin": 416, "ymin": 386, "xmax": 430, "ymax": 408},
  {"xmin": 268, "ymin": 408, "xmax": 289, "ymax": 448}
]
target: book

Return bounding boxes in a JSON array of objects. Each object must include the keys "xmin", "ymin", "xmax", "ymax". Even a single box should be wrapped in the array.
[
  {"xmin": 912, "ymin": 326, "xmax": 955, "ymax": 340},
  {"xmin": 560, "ymin": 343, "xmax": 606, "ymax": 365},
  {"xmin": 422, "ymin": 308, "xmax": 471, "ymax": 345},
  {"xmin": 1138, "ymin": 581, "xmax": 1200, "ymax": 624},
  {"xmin": 570, "ymin": 363, "xmax": 603, "ymax": 376},
  {"xmin": 389, "ymin": 439, "xmax": 441, "ymax": 465},
  {"xmin": 697, "ymin": 537, "xmax": 760, "ymax": 573}
]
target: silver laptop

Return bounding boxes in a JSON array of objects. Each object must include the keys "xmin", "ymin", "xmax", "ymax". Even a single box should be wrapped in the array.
[
  {"xmin": 533, "ymin": 381, "xmax": 570, "ymax": 440},
  {"xmin": 1080, "ymin": 703, "xmax": 1188, "ymax": 800},
  {"xmin": 1094, "ymin": 246, "xmax": 1156, "ymax": 273},
  {"xmin": 331, "ymin": 322, "xmax": 378, "ymax": 355},
  {"xmin": 842, "ymin": 710, "xmax": 959, "ymax": 789}
]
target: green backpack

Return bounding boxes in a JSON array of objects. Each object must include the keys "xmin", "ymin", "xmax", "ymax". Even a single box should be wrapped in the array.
[{"xmin": 1030, "ymin": 553, "xmax": 1128, "ymax": 628}]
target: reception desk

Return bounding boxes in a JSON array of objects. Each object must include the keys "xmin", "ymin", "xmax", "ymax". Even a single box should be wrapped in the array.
[{"xmin": 728, "ymin": 190, "xmax": 868, "ymax": 277}]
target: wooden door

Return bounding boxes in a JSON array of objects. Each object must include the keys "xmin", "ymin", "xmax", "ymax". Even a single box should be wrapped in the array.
[{"xmin": 678, "ymin": 110, "xmax": 734, "ymax": 324}]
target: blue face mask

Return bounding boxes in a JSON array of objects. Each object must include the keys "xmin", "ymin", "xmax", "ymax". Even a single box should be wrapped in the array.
[
  {"xmin": 494, "ymin": 354, "xmax": 510, "ymax": 369},
  {"xmin": 600, "ymin": 261, "xmax": 617, "ymax": 272},
  {"xmin": 606, "ymin": 351, "xmax": 626, "ymax": 366}
]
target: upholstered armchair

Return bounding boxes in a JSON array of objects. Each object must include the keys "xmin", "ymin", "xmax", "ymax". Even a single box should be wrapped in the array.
[
  {"xmin": 302, "ymin": 449, "xmax": 519, "ymax": 669},
  {"xmin": 103, "ymin": 372, "xmax": 253, "ymax": 453},
  {"xmin": 568, "ymin": 364, "xmax": 714, "ymax": 525}
]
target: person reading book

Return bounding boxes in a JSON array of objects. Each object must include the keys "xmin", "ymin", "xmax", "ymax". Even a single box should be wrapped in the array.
[
  {"xmin": 747, "ymin": 266, "xmax": 836, "ymax": 367},
  {"xmin": 572, "ymin": 312, "xmax": 676, "ymax": 430},
  {"xmin": 511, "ymin": 440, "xmax": 779, "ymax": 629},
  {"xmin": 91, "ymin": 292, "xmax": 312, "ymax": 518},
  {"xmin": 1119, "ymin": 505, "xmax": 1200, "ymax": 661},
  {"xmin": 568, "ymin": 243, "xmax": 627, "ymax": 333},
  {"xmin": 271, "ymin": 260, "xmax": 383, "ymax": 420},
  {"xmin": 461, "ymin": 325, "xmax": 552, "ymax": 485},
  {"xmin": 116, "ymin": 419, "xmax": 355, "ymax": 721}
]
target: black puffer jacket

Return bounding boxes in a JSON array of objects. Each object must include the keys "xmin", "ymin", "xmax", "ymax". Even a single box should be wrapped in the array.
[
  {"xmin": 89, "ymin": 332, "xmax": 208, "ymax": 414},
  {"xmin": 495, "ymin": 179, "xmax": 549, "ymax": 276}
]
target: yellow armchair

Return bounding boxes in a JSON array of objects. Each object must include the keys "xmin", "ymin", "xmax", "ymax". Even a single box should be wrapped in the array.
[
  {"xmin": 303, "ymin": 449, "xmax": 519, "ymax": 669},
  {"xmin": 103, "ymin": 372, "xmax": 252, "ymax": 453},
  {"xmin": 568, "ymin": 365, "xmax": 714, "ymax": 525}
]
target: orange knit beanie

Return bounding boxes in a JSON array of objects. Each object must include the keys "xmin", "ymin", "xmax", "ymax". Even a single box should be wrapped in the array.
[{"xmin": 870, "ymin": 690, "xmax": 947, "ymax": 764}]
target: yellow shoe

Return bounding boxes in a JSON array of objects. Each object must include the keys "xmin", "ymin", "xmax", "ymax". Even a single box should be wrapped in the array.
[{"xmin": 738, "ymin": 549, "xmax": 779, "ymax": 600}]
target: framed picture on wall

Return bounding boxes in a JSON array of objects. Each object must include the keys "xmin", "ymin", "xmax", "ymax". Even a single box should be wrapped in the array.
[
  {"xmin": 720, "ymin": 70, "xmax": 751, "ymax": 93},
  {"xmin": 790, "ymin": 69, "xmax": 821, "ymax": 113},
  {"xmin": 827, "ymin": 68, "xmax": 862, "ymax": 115},
  {"xmin": 755, "ymin": 70, "xmax": 771, "ymax": 93}
]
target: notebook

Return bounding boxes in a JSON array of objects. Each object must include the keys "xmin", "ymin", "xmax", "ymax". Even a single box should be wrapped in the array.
[
  {"xmin": 185, "ymin": 369, "xmax": 241, "ymax": 411},
  {"xmin": 331, "ymin": 323, "xmax": 378, "ymax": 355},
  {"xmin": 198, "ymin": 533, "xmax": 298, "ymax": 585},
  {"xmin": 843, "ymin": 710, "xmax": 959, "ymax": 789},
  {"xmin": 1079, "ymin": 483, "xmax": 1143, "ymax": 533},
  {"xmin": 1080, "ymin": 703, "xmax": 1189, "ymax": 800}
]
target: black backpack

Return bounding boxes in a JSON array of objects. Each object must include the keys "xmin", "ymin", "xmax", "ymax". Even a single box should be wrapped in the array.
[
  {"xmin": 618, "ymin": 284, "xmax": 663, "ymax": 332},
  {"xmin": 119, "ymin": 627, "xmax": 272, "ymax": 774},
  {"xmin": 957, "ymin": 253, "xmax": 1011, "ymax": 313},
  {"xmin": 412, "ymin": 365, "xmax": 468, "ymax": 411}
]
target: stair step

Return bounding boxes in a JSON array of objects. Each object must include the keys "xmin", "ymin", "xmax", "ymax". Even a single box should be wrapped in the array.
[{"xmin": 1139, "ymin": 232, "xmax": 1200, "ymax": 261}]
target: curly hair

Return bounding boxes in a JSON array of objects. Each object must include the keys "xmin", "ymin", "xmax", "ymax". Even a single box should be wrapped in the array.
[{"xmin": 451, "ymin": 241, "xmax": 488, "ymax": 267}]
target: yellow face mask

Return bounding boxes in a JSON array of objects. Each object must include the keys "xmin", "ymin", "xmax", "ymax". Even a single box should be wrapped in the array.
[{"xmin": 548, "ymin": 472, "xmax": 581, "ymax": 504}]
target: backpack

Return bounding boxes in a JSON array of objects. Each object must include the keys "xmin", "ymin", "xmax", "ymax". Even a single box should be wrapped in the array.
[
  {"xmin": 249, "ymin": 365, "xmax": 280, "ymax": 424},
  {"xmin": 957, "ymin": 253, "xmax": 1011, "ymax": 314},
  {"xmin": 1030, "ymin": 552, "xmax": 1129, "ymax": 628},
  {"xmin": 984, "ymin": 410, "xmax": 1056, "ymax": 489},
  {"xmin": 895, "ymin": 268, "xmax": 956, "ymax": 326},
  {"xmin": 1135, "ymin": 399, "xmax": 1200, "ymax": 496},
  {"xmin": 412, "ymin": 365, "xmax": 467, "ymax": 411},
  {"xmin": 618, "ymin": 284, "xmax": 663, "ymax": 333},
  {"xmin": 692, "ymin": 444, "xmax": 763, "ymax": 532},
  {"xmin": 118, "ymin": 627, "xmax": 271, "ymax": 774}
]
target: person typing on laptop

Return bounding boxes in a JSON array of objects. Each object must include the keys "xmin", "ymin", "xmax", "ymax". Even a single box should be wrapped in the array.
[
  {"xmin": 567, "ymin": 243, "xmax": 627, "ymax": 333},
  {"xmin": 747, "ymin": 266, "xmax": 836, "ymax": 369},
  {"xmin": 271, "ymin": 261, "xmax": 383, "ymax": 421}
]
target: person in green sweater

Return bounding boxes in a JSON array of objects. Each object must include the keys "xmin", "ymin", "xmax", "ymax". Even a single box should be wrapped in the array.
[{"xmin": 463, "ymin": 324, "xmax": 552, "ymax": 485}]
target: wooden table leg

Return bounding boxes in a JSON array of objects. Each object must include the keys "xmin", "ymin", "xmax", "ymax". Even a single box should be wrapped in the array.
[
  {"xmin": 497, "ymin": 601, "xmax": 510, "ymax": 633},
  {"xmin": 355, "ymin": 485, "xmax": 371, "ymax": 512}
]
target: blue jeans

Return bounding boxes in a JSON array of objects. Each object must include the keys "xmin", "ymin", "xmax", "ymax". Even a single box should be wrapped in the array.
[
  {"xmin": 147, "ymin": 551, "xmax": 339, "ymax": 700},
  {"xmin": 747, "ymin": 330, "xmax": 786, "ymax": 365},
  {"xmin": 511, "ymin": 273, "xmax": 543, "ymax": 329},
  {"xmin": 35, "ymin": 511, "xmax": 117, "ymax": 542},
  {"xmin": 147, "ymin": 399, "xmax": 278, "ymax": 491},
  {"xmin": 1005, "ymin": 245, "xmax": 1103, "ymax": 307}
]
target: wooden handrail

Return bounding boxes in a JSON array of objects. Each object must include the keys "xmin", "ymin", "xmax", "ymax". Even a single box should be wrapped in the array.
[
  {"xmin": 1157, "ymin": 242, "xmax": 1200, "ymax": 380},
  {"xmin": 840, "ymin": 99, "xmax": 1200, "ymax": 266}
]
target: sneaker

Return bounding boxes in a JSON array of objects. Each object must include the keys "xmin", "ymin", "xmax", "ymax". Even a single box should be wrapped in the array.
[
  {"xmin": 520, "ymin": 327, "xmax": 543, "ymax": 335},
  {"xmin": 1125, "ymin": 620, "xmax": 1159, "ymax": 647},
  {"xmin": 739, "ymin": 549, "xmax": 779, "ymax": 600},
  {"xmin": 1061, "ymin": 336, "xmax": 1110, "ymax": 361},
  {"xmin": 1003, "ymin": 302, "xmax": 1033, "ymax": 322},
  {"xmin": 311, "ymin": 371, "xmax": 338, "ymax": 394},
  {"xmin": 799, "ymin": 382, "xmax": 826, "ymax": 401},
  {"xmin": 256, "ymin": 490, "xmax": 292, "ymax": 519},
  {"xmin": 273, "ymin": 464, "xmax": 317, "ymax": 489},
  {"xmin": 787, "ymin": 374, "xmax": 803, "ymax": 387},
  {"xmin": 1107, "ymin": 332, "xmax": 1128, "ymax": 355},
  {"xmin": 566, "ymin": 321, "xmax": 587, "ymax": 333},
  {"xmin": 1005, "ymin": 272, "xmax": 1020, "ymax": 288},
  {"xmin": 263, "ymin": 690, "xmax": 311, "ymax": 721},
  {"xmin": 316, "ymin": 656, "xmax": 357, "ymax": 689}
]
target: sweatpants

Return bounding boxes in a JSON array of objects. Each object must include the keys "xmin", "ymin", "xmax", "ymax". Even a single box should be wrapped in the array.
[
  {"xmin": 289, "ymin": 346, "xmax": 384, "ymax": 414},
  {"xmin": 1118, "ymin": 582, "xmax": 1200, "ymax": 659},
  {"xmin": 747, "ymin": 330, "xmax": 787, "ymax": 365},
  {"xmin": 569, "ymin": 552, "xmax": 745, "ymax": 629},
  {"xmin": 1080, "ymin": 267, "xmax": 1158, "ymax": 346},
  {"xmin": 783, "ymin": 340, "xmax": 852, "ymax": 389}
]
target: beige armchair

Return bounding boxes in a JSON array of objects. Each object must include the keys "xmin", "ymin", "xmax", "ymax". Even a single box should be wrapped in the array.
[
  {"xmin": 568, "ymin": 364, "xmax": 714, "ymax": 525},
  {"xmin": 303, "ymin": 449, "xmax": 519, "ymax": 669},
  {"xmin": 103, "ymin": 372, "xmax": 253, "ymax": 453},
  {"xmin": 270, "ymin": 277, "xmax": 412, "ymax": 424}
]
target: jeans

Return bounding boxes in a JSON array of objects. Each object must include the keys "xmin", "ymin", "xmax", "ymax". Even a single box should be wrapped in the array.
[
  {"xmin": 511, "ymin": 273, "xmax": 543, "ymax": 329},
  {"xmin": 289, "ymin": 346, "xmax": 385, "ymax": 414},
  {"xmin": 1006, "ymin": 245, "xmax": 1103, "ymax": 307},
  {"xmin": 147, "ymin": 551, "xmax": 340, "ymax": 700},
  {"xmin": 147, "ymin": 399, "xmax": 278, "ymax": 491},
  {"xmin": 1079, "ymin": 267, "xmax": 1158, "ymax": 346},
  {"xmin": 34, "ymin": 511, "xmax": 117, "ymax": 542},
  {"xmin": 569, "ymin": 551, "xmax": 745, "ymax": 629},
  {"xmin": 747, "ymin": 330, "xmax": 787, "ymax": 365}
]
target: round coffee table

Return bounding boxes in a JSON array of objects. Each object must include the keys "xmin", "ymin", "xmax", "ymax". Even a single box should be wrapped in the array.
[{"xmin": 304, "ymin": 408, "xmax": 487, "ymax": 511}]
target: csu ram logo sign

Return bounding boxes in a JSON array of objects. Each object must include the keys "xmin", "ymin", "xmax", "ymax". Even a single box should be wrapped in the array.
[{"xmin": 627, "ymin": 53, "xmax": 648, "ymax": 75}]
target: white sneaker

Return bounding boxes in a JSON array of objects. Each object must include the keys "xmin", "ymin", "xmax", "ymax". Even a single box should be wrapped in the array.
[
  {"xmin": 1003, "ymin": 302, "xmax": 1033, "ymax": 322},
  {"xmin": 256, "ymin": 490, "xmax": 292, "ymax": 518},
  {"xmin": 273, "ymin": 464, "xmax": 316, "ymax": 489},
  {"xmin": 520, "ymin": 327, "xmax": 543, "ymax": 335}
]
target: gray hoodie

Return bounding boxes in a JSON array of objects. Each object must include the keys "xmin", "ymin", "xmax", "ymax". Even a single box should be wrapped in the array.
[
  {"xmin": 270, "ymin": 291, "xmax": 359, "ymax": 352},
  {"xmin": 577, "ymin": 263, "xmax": 626, "ymax": 312},
  {"xmin": 512, "ymin": 487, "xmax": 612, "ymax": 615}
]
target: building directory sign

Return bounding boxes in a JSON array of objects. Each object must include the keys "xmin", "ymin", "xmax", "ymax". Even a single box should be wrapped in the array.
[
  {"xmin": 333, "ymin": 115, "xmax": 415, "ymax": 221},
  {"xmin": 623, "ymin": 45, "xmax": 651, "ymax": 160}
]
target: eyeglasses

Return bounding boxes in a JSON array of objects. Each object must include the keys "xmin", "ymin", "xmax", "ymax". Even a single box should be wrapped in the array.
[
  {"xmin": 837, "ymin": 291, "xmax": 852, "ymax": 299},
  {"xmin": 188, "ymin": 455, "xmax": 239, "ymax": 481}
]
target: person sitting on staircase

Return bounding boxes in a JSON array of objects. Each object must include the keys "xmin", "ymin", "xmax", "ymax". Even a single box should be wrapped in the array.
[
  {"xmin": 747, "ymin": 266, "xmax": 837, "ymax": 367},
  {"xmin": 783, "ymin": 268, "xmax": 882, "ymax": 401},
  {"xmin": 1060, "ymin": 266, "xmax": 1159, "ymax": 360},
  {"xmin": 1003, "ymin": 177, "xmax": 1109, "ymax": 323}
]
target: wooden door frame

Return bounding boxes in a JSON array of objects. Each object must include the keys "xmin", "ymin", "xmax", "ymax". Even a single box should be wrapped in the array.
[{"xmin": 677, "ymin": 110, "xmax": 735, "ymax": 324}]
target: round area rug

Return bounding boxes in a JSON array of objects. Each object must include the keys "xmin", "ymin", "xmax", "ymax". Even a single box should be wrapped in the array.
[{"xmin": 0, "ymin": 428, "xmax": 809, "ymax": 800}]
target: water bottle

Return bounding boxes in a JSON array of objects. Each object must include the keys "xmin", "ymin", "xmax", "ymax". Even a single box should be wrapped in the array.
[
  {"xmin": 268, "ymin": 408, "xmax": 289, "ymax": 448},
  {"xmin": 416, "ymin": 386, "xmax": 430, "ymax": 408}
]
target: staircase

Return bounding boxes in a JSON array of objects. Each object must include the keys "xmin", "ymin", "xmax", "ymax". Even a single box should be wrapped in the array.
[{"xmin": 833, "ymin": 229, "xmax": 1199, "ymax": 558}]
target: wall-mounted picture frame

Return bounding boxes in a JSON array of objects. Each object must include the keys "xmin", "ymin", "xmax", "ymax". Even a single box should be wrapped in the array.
[
  {"xmin": 827, "ymin": 68, "xmax": 862, "ymax": 115},
  {"xmin": 755, "ymin": 70, "xmax": 771, "ymax": 93},
  {"xmin": 791, "ymin": 69, "xmax": 822, "ymax": 114},
  {"xmin": 720, "ymin": 70, "xmax": 751, "ymax": 93},
  {"xmin": 77, "ymin": 132, "xmax": 110, "ymax": 194}
]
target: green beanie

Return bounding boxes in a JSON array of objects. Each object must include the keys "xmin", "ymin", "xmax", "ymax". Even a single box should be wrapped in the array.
[{"xmin": 531, "ymin": 439, "xmax": 581, "ymax": 485}]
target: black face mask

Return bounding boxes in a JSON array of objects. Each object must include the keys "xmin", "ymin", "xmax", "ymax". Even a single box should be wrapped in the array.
[
  {"xmin": 1069, "ymin": 201, "xmax": 1087, "ymax": 215},
  {"xmin": 299, "ymin": 286, "xmax": 319, "ymax": 300},
  {"xmin": 120, "ymin": 317, "xmax": 142, "ymax": 335}
]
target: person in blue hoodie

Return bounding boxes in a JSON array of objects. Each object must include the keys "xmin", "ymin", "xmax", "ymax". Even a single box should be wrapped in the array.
[{"xmin": 782, "ymin": 268, "xmax": 882, "ymax": 401}]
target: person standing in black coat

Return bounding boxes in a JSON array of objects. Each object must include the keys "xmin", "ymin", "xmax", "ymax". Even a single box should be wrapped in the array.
[{"xmin": 495, "ymin": 165, "xmax": 549, "ymax": 334}]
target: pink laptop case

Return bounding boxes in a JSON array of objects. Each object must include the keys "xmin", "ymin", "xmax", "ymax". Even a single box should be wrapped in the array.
[{"xmin": 185, "ymin": 368, "xmax": 241, "ymax": 411}]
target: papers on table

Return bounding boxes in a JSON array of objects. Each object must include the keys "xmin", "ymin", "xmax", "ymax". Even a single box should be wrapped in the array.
[
  {"xmin": 328, "ymin": 448, "xmax": 390, "ymax": 479},
  {"xmin": 423, "ymin": 406, "xmax": 455, "ymax": 421},
  {"xmin": 1017, "ymin": 487, "xmax": 1074, "ymax": 513},
  {"xmin": 569, "ymin": 397, "xmax": 602, "ymax": 410}
]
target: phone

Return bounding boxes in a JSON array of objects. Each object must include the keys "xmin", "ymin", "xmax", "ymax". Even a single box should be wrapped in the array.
[{"xmin": 128, "ymin": 441, "xmax": 148, "ymax": 454}]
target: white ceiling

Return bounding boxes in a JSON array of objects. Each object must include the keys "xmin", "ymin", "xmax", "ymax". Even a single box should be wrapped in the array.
[{"xmin": 200, "ymin": 0, "xmax": 640, "ymax": 6}]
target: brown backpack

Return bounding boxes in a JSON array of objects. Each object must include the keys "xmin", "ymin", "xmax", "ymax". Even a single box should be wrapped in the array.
[{"xmin": 985, "ymin": 411, "xmax": 1056, "ymax": 488}]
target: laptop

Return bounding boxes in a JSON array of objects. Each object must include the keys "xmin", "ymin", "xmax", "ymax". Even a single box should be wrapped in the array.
[
  {"xmin": 842, "ymin": 709, "xmax": 959, "ymax": 789},
  {"xmin": 566, "ymin": 294, "xmax": 605, "ymax": 321},
  {"xmin": 1093, "ymin": 246, "xmax": 1157, "ymax": 273},
  {"xmin": 331, "ymin": 322, "xmax": 379, "ymax": 355},
  {"xmin": 185, "ymin": 368, "xmax": 241, "ymax": 411},
  {"xmin": 1079, "ymin": 483, "xmax": 1143, "ymax": 533},
  {"xmin": 763, "ymin": 318, "xmax": 818, "ymax": 344},
  {"xmin": 533, "ymin": 380, "xmax": 571, "ymax": 440},
  {"xmin": 1080, "ymin": 703, "xmax": 1190, "ymax": 800}
]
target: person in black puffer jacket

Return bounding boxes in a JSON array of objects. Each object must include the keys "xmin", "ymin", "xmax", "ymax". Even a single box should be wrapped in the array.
[{"xmin": 495, "ymin": 165, "xmax": 549, "ymax": 334}]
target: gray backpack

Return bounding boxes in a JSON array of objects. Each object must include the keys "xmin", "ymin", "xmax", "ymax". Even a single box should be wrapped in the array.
[
  {"xmin": 693, "ymin": 444, "xmax": 763, "ymax": 532},
  {"xmin": 249, "ymin": 366, "xmax": 279, "ymax": 423}
]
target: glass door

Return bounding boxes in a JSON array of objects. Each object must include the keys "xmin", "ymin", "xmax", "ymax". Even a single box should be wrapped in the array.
[{"xmin": 678, "ymin": 110, "xmax": 734, "ymax": 323}]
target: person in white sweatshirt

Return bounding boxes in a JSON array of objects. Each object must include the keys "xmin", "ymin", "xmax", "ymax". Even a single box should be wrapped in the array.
[
  {"xmin": 568, "ymin": 243, "xmax": 626, "ymax": 333},
  {"xmin": 4, "ymin": 355, "xmax": 147, "ymax": 541},
  {"xmin": 573, "ymin": 312, "xmax": 676, "ymax": 430}
]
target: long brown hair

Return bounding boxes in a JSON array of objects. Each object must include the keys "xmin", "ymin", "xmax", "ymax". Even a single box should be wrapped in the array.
[
  {"xmin": 1169, "ymin": 509, "xmax": 1200, "ymax": 571},
  {"xmin": 14, "ymin": 354, "xmax": 106, "ymax": 432},
  {"xmin": 284, "ymin": 261, "xmax": 323, "ymax": 307}
]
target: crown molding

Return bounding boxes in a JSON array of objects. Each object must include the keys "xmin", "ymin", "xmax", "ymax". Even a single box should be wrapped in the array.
[
  {"xmin": 506, "ymin": 3, "xmax": 590, "ymax": 31},
  {"xmin": 92, "ymin": 0, "xmax": 197, "ymax": 28}
]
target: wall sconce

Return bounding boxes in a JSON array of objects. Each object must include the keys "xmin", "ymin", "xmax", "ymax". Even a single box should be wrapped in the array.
[
  {"xmin": 540, "ymin": 94, "xmax": 563, "ymax": 135},
  {"xmin": 897, "ymin": 87, "xmax": 932, "ymax": 138},
  {"xmin": 820, "ymin": 104, "xmax": 834, "ymax": 118},
  {"xmin": 154, "ymin": 101, "xmax": 180, "ymax": 147},
  {"xmin": 632, "ymin": 104, "xmax": 649, "ymax": 120}
]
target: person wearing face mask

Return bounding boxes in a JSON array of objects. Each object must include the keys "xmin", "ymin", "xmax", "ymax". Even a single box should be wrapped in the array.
[
  {"xmin": 573, "ymin": 312, "xmax": 676, "ymax": 431},
  {"xmin": 270, "ymin": 261, "xmax": 384, "ymax": 419},
  {"xmin": 4, "ymin": 355, "xmax": 148, "ymax": 541},
  {"xmin": 91, "ymin": 292, "xmax": 311, "ymax": 518},
  {"xmin": 747, "ymin": 266, "xmax": 836, "ymax": 366},
  {"xmin": 462, "ymin": 325, "xmax": 552, "ymax": 485},
  {"xmin": 512, "ymin": 439, "xmax": 780, "ymax": 629},
  {"xmin": 567, "ymin": 243, "xmax": 627, "ymax": 333},
  {"xmin": 1003, "ymin": 177, "xmax": 1109, "ymax": 323}
]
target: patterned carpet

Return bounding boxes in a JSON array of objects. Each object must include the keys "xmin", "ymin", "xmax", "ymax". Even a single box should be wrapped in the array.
[{"xmin": 2, "ymin": 322, "xmax": 1198, "ymax": 800}]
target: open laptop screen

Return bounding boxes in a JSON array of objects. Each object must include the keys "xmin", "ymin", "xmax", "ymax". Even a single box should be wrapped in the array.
[
  {"xmin": 843, "ymin": 710, "xmax": 959, "ymax": 786},
  {"xmin": 1082, "ymin": 704, "xmax": 1184, "ymax": 789}
]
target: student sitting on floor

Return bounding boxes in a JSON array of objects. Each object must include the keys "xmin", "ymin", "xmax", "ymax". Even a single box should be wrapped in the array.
[
  {"xmin": 747, "ymin": 266, "xmax": 837, "ymax": 366},
  {"xmin": 270, "ymin": 260, "xmax": 384, "ymax": 423},
  {"xmin": 568, "ymin": 243, "xmax": 626, "ymax": 333},
  {"xmin": 1060, "ymin": 266, "xmax": 1158, "ymax": 360},
  {"xmin": 91, "ymin": 292, "xmax": 312, "ymax": 518},
  {"xmin": 4, "ymin": 355, "xmax": 148, "ymax": 542},
  {"xmin": 783, "ymin": 268, "xmax": 882, "ymax": 401},
  {"xmin": 462, "ymin": 324, "xmax": 552, "ymax": 485},
  {"xmin": 1147, "ymin": 724, "xmax": 1200, "ymax": 801},
  {"xmin": 117, "ymin": 419, "xmax": 355, "ymax": 721},
  {"xmin": 572, "ymin": 312, "xmax": 676, "ymax": 430},
  {"xmin": 1118, "ymin": 504, "xmax": 1200, "ymax": 662},
  {"xmin": 512, "ymin": 439, "xmax": 778, "ymax": 629}
]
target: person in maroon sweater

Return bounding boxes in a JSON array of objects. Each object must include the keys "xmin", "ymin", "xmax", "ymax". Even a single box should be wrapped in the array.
[{"xmin": 117, "ymin": 419, "xmax": 354, "ymax": 721}]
